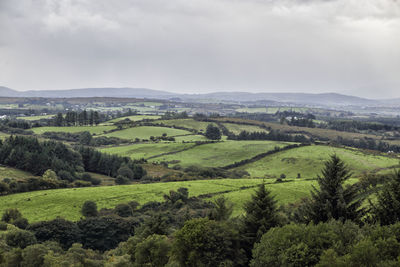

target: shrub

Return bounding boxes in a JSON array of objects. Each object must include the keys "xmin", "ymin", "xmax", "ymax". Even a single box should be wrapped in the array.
[
  {"xmin": 6, "ymin": 229, "xmax": 37, "ymax": 248},
  {"xmin": 81, "ymin": 201, "xmax": 98, "ymax": 217}
]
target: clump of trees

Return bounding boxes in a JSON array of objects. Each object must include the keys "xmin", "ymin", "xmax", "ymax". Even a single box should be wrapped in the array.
[
  {"xmin": 53, "ymin": 110, "xmax": 101, "ymax": 126},
  {"xmin": 205, "ymin": 124, "xmax": 222, "ymax": 140}
]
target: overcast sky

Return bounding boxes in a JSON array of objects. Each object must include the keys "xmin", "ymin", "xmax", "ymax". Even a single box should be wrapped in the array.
[{"xmin": 0, "ymin": 0, "xmax": 399, "ymax": 98}]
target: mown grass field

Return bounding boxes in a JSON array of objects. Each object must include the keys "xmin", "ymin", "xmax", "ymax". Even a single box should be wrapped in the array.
[
  {"xmin": 103, "ymin": 126, "xmax": 192, "ymax": 140},
  {"xmin": 150, "ymin": 141, "xmax": 290, "ymax": 167},
  {"xmin": 31, "ymin": 125, "xmax": 116, "ymax": 135},
  {"xmin": 16, "ymin": 115, "xmax": 55, "ymax": 121},
  {"xmin": 235, "ymin": 145, "xmax": 400, "ymax": 179},
  {"xmin": 100, "ymin": 142, "xmax": 197, "ymax": 160}
]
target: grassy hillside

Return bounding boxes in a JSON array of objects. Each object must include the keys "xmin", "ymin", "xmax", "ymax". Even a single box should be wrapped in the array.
[
  {"xmin": 31, "ymin": 125, "xmax": 116, "ymax": 135},
  {"xmin": 16, "ymin": 115, "xmax": 55, "ymax": 121},
  {"xmin": 100, "ymin": 142, "xmax": 197, "ymax": 160},
  {"xmin": 235, "ymin": 145, "xmax": 399, "ymax": 179},
  {"xmin": 154, "ymin": 119, "xmax": 211, "ymax": 132},
  {"xmin": 103, "ymin": 126, "xmax": 191, "ymax": 140},
  {"xmin": 222, "ymin": 123, "xmax": 268, "ymax": 134},
  {"xmin": 0, "ymin": 179, "xmax": 265, "ymax": 222},
  {"xmin": 0, "ymin": 166, "xmax": 34, "ymax": 180},
  {"xmin": 150, "ymin": 140, "xmax": 290, "ymax": 167},
  {"xmin": 107, "ymin": 115, "xmax": 161, "ymax": 123}
]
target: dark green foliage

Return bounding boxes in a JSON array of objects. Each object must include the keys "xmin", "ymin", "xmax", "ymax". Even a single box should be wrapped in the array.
[
  {"xmin": 241, "ymin": 183, "xmax": 280, "ymax": 258},
  {"xmin": 234, "ymin": 129, "xmax": 309, "ymax": 143},
  {"xmin": 5, "ymin": 229, "xmax": 37, "ymax": 249},
  {"xmin": 115, "ymin": 204, "xmax": 133, "ymax": 217},
  {"xmin": 77, "ymin": 145, "xmax": 146, "ymax": 179},
  {"xmin": 171, "ymin": 218, "xmax": 246, "ymax": 267},
  {"xmin": 77, "ymin": 216, "xmax": 136, "ymax": 251},
  {"xmin": 0, "ymin": 136, "xmax": 82, "ymax": 178},
  {"xmin": 28, "ymin": 218, "xmax": 82, "ymax": 249},
  {"xmin": 304, "ymin": 155, "xmax": 364, "ymax": 223},
  {"xmin": 209, "ymin": 196, "xmax": 233, "ymax": 221},
  {"xmin": 205, "ymin": 124, "xmax": 222, "ymax": 140},
  {"xmin": 81, "ymin": 201, "xmax": 98, "ymax": 217},
  {"xmin": 134, "ymin": 234, "xmax": 171, "ymax": 267},
  {"xmin": 0, "ymin": 221, "xmax": 7, "ymax": 231},
  {"xmin": 116, "ymin": 175, "xmax": 130, "ymax": 185},
  {"xmin": 371, "ymin": 170, "xmax": 400, "ymax": 225},
  {"xmin": 251, "ymin": 221, "xmax": 361, "ymax": 267},
  {"xmin": 2, "ymin": 208, "xmax": 23, "ymax": 223}
]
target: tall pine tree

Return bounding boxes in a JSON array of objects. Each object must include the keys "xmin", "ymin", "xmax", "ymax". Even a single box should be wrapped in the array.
[
  {"xmin": 305, "ymin": 154, "xmax": 364, "ymax": 223},
  {"xmin": 371, "ymin": 170, "xmax": 400, "ymax": 225},
  {"xmin": 241, "ymin": 183, "xmax": 279, "ymax": 260}
]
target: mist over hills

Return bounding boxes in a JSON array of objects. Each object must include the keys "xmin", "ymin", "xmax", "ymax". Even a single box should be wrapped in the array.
[{"xmin": 0, "ymin": 86, "xmax": 397, "ymax": 107}]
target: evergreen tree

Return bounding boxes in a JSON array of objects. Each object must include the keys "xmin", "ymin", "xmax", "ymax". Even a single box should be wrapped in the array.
[
  {"xmin": 305, "ymin": 155, "xmax": 363, "ymax": 223},
  {"xmin": 205, "ymin": 124, "xmax": 221, "ymax": 140},
  {"xmin": 81, "ymin": 201, "xmax": 98, "ymax": 217},
  {"xmin": 241, "ymin": 183, "xmax": 279, "ymax": 259},
  {"xmin": 371, "ymin": 170, "xmax": 400, "ymax": 225}
]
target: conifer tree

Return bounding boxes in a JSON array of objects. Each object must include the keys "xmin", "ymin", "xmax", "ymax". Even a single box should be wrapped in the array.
[
  {"xmin": 241, "ymin": 183, "xmax": 279, "ymax": 259},
  {"xmin": 371, "ymin": 170, "xmax": 400, "ymax": 225},
  {"xmin": 305, "ymin": 154, "xmax": 363, "ymax": 223}
]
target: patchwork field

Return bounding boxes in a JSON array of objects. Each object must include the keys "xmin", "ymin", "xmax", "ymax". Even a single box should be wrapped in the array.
[
  {"xmin": 154, "ymin": 119, "xmax": 211, "ymax": 132},
  {"xmin": 222, "ymin": 123, "xmax": 268, "ymax": 134},
  {"xmin": 31, "ymin": 125, "xmax": 116, "ymax": 135},
  {"xmin": 100, "ymin": 142, "xmax": 197, "ymax": 160},
  {"xmin": 16, "ymin": 115, "xmax": 55, "ymax": 121},
  {"xmin": 235, "ymin": 145, "xmax": 400, "ymax": 179},
  {"xmin": 150, "ymin": 140, "xmax": 290, "ymax": 167},
  {"xmin": 107, "ymin": 115, "xmax": 161, "ymax": 123},
  {"xmin": 102, "ymin": 126, "xmax": 192, "ymax": 140}
]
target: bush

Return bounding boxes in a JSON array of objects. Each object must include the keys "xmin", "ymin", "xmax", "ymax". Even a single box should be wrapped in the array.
[
  {"xmin": 13, "ymin": 217, "xmax": 29, "ymax": 229},
  {"xmin": 116, "ymin": 175, "xmax": 130, "ymax": 185},
  {"xmin": 0, "ymin": 221, "xmax": 7, "ymax": 230},
  {"xmin": 6, "ymin": 229, "xmax": 37, "ymax": 248},
  {"xmin": 90, "ymin": 177, "xmax": 101, "ymax": 185},
  {"xmin": 2, "ymin": 208, "xmax": 23, "ymax": 223},
  {"xmin": 115, "ymin": 204, "xmax": 133, "ymax": 217},
  {"xmin": 81, "ymin": 201, "xmax": 98, "ymax": 217}
]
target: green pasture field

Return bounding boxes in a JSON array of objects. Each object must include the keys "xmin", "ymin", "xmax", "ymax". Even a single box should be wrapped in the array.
[
  {"xmin": 173, "ymin": 135, "xmax": 208, "ymax": 142},
  {"xmin": 208, "ymin": 178, "xmax": 358, "ymax": 217},
  {"xmin": 222, "ymin": 123, "xmax": 268, "ymax": 134},
  {"xmin": 235, "ymin": 145, "xmax": 400, "ymax": 179},
  {"xmin": 103, "ymin": 126, "xmax": 192, "ymax": 140},
  {"xmin": 0, "ymin": 177, "xmax": 352, "ymax": 222},
  {"xmin": 100, "ymin": 142, "xmax": 197, "ymax": 160},
  {"xmin": 0, "ymin": 166, "xmax": 34, "ymax": 180},
  {"xmin": 31, "ymin": 125, "xmax": 116, "ymax": 135},
  {"xmin": 154, "ymin": 119, "xmax": 211, "ymax": 132},
  {"xmin": 150, "ymin": 140, "xmax": 291, "ymax": 167},
  {"xmin": 130, "ymin": 102, "xmax": 163, "ymax": 107},
  {"xmin": 235, "ymin": 107, "xmax": 267, "ymax": 113},
  {"xmin": 16, "ymin": 115, "xmax": 55, "ymax": 121},
  {"xmin": 107, "ymin": 115, "xmax": 161, "ymax": 123},
  {"xmin": 0, "ymin": 179, "xmax": 267, "ymax": 222}
]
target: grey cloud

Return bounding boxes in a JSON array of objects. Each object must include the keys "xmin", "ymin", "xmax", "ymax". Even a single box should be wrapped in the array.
[{"xmin": 0, "ymin": 0, "xmax": 399, "ymax": 98}]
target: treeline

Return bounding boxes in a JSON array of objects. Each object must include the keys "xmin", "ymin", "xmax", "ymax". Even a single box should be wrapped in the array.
[
  {"xmin": 52, "ymin": 110, "xmax": 101, "ymax": 126},
  {"xmin": 76, "ymin": 146, "xmax": 146, "ymax": 181},
  {"xmin": 325, "ymin": 119, "xmax": 400, "ymax": 132},
  {"xmin": 0, "ymin": 136, "xmax": 145, "ymax": 184},
  {"xmin": 161, "ymin": 111, "xmax": 188, "ymax": 120},
  {"xmin": 42, "ymin": 131, "xmax": 131, "ymax": 146},
  {"xmin": 232, "ymin": 130, "xmax": 310, "ymax": 143},
  {"xmin": 335, "ymin": 136, "xmax": 400, "ymax": 153},
  {"xmin": 4, "ymin": 156, "xmax": 400, "ymax": 266}
]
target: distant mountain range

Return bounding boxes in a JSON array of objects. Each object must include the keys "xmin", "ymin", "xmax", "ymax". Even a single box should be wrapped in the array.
[{"xmin": 0, "ymin": 86, "xmax": 398, "ymax": 107}]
